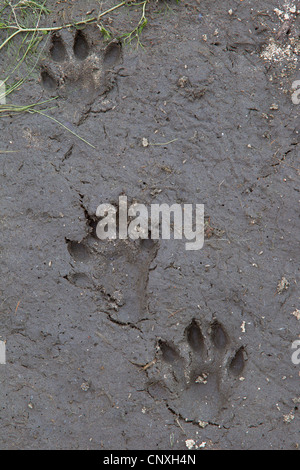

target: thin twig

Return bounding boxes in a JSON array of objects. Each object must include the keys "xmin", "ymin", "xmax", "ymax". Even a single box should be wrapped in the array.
[
  {"xmin": 30, "ymin": 109, "xmax": 96, "ymax": 148},
  {"xmin": 149, "ymin": 138, "xmax": 179, "ymax": 146},
  {"xmin": 8, "ymin": 1, "xmax": 21, "ymax": 29}
]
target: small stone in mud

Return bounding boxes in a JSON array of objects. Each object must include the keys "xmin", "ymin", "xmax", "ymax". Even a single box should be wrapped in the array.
[
  {"xmin": 291, "ymin": 310, "xmax": 300, "ymax": 320},
  {"xmin": 195, "ymin": 373, "xmax": 208, "ymax": 384},
  {"xmin": 198, "ymin": 420, "xmax": 208, "ymax": 428},
  {"xmin": 81, "ymin": 382, "xmax": 90, "ymax": 392},
  {"xmin": 177, "ymin": 76, "xmax": 189, "ymax": 88},
  {"xmin": 283, "ymin": 411, "xmax": 294, "ymax": 424},
  {"xmin": 185, "ymin": 439, "xmax": 195, "ymax": 450},
  {"xmin": 277, "ymin": 277, "xmax": 289, "ymax": 294}
]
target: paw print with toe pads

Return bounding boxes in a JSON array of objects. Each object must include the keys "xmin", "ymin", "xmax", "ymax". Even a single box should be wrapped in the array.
[
  {"xmin": 40, "ymin": 28, "xmax": 122, "ymax": 118},
  {"xmin": 148, "ymin": 319, "xmax": 247, "ymax": 424}
]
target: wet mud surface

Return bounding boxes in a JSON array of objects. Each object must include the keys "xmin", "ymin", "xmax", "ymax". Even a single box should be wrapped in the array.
[{"xmin": 0, "ymin": 0, "xmax": 299, "ymax": 449}]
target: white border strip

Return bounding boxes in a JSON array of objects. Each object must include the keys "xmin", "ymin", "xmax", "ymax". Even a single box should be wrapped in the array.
[{"xmin": 0, "ymin": 341, "xmax": 6, "ymax": 364}]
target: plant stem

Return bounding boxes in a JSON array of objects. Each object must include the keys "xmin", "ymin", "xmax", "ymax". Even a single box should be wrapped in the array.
[{"xmin": 30, "ymin": 109, "xmax": 96, "ymax": 148}]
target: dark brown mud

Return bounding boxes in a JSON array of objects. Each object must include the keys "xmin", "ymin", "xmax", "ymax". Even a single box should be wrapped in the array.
[{"xmin": 0, "ymin": 0, "xmax": 299, "ymax": 450}]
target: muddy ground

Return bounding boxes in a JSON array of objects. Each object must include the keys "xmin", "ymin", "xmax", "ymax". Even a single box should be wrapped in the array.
[{"xmin": 0, "ymin": 0, "xmax": 299, "ymax": 450}]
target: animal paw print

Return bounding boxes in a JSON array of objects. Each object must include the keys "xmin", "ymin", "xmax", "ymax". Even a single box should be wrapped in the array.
[
  {"xmin": 149, "ymin": 319, "xmax": 246, "ymax": 424},
  {"xmin": 65, "ymin": 222, "xmax": 159, "ymax": 325},
  {"xmin": 40, "ymin": 29, "xmax": 122, "ymax": 112}
]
